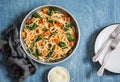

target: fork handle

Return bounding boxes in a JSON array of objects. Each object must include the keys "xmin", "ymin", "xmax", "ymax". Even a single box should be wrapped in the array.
[
  {"xmin": 92, "ymin": 39, "xmax": 111, "ymax": 62},
  {"xmin": 92, "ymin": 54, "xmax": 99, "ymax": 62},
  {"xmin": 97, "ymin": 63, "xmax": 105, "ymax": 77}
]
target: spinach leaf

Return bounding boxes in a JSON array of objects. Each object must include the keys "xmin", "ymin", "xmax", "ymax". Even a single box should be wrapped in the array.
[
  {"xmin": 27, "ymin": 48, "xmax": 33, "ymax": 54},
  {"xmin": 66, "ymin": 23, "xmax": 72, "ymax": 28},
  {"xmin": 27, "ymin": 23, "xmax": 38, "ymax": 30},
  {"xmin": 48, "ymin": 9, "xmax": 55, "ymax": 16},
  {"xmin": 48, "ymin": 31, "xmax": 57, "ymax": 39},
  {"xmin": 46, "ymin": 51, "xmax": 53, "ymax": 58},
  {"xmin": 35, "ymin": 36, "xmax": 42, "ymax": 42},
  {"xmin": 58, "ymin": 42, "xmax": 66, "ymax": 48},
  {"xmin": 47, "ymin": 19, "xmax": 54, "ymax": 24},
  {"xmin": 66, "ymin": 33, "xmax": 74, "ymax": 42},
  {"xmin": 63, "ymin": 27, "xmax": 69, "ymax": 31},
  {"xmin": 63, "ymin": 23, "xmax": 72, "ymax": 31},
  {"xmin": 42, "ymin": 27, "xmax": 47, "ymax": 32},
  {"xmin": 35, "ymin": 48, "xmax": 41, "ymax": 58},
  {"xmin": 32, "ymin": 41, "xmax": 35, "ymax": 47},
  {"xmin": 62, "ymin": 46, "xmax": 68, "ymax": 49},
  {"xmin": 32, "ymin": 36, "xmax": 42, "ymax": 47},
  {"xmin": 33, "ymin": 12, "xmax": 40, "ymax": 18}
]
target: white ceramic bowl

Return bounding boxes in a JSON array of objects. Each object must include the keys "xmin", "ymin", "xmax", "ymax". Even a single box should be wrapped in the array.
[
  {"xmin": 20, "ymin": 5, "xmax": 80, "ymax": 64},
  {"xmin": 48, "ymin": 66, "xmax": 70, "ymax": 82}
]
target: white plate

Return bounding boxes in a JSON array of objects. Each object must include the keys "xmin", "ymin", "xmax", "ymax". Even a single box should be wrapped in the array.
[{"xmin": 95, "ymin": 24, "xmax": 120, "ymax": 73}]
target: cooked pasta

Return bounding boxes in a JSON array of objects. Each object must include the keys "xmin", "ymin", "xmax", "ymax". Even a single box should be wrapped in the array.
[{"xmin": 22, "ymin": 7, "xmax": 76, "ymax": 61}]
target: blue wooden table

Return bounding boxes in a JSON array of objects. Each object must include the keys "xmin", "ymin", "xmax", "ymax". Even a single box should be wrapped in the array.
[{"xmin": 0, "ymin": 0, "xmax": 120, "ymax": 82}]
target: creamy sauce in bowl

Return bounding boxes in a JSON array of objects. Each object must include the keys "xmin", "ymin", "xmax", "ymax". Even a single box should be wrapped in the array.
[{"xmin": 48, "ymin": 66, "xmax": 70, "ymax": 82}]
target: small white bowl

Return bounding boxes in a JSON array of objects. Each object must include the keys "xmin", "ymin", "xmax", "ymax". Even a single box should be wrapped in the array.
[{"xmin": 48, "ymin": 66, "xmax": 70, "ymax": 82}]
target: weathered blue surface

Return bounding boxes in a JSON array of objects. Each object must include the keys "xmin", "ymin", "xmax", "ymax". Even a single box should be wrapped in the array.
[{"xmin": 0, "ymin": 0, "xmax": 120, "ymax": 82}]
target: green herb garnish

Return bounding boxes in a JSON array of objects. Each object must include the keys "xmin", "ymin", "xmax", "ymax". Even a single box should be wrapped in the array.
[
  {"xmin": 66, "ymin": 33, "xmax": 74, "ymax": 42},
  {"xmin": 27, "ymin": 48, "xmax": 33, "ymax": 54},
  {"xmin": 62, "ymin": 46, "xmax": 68, "ymax": 49},
  {"xmin": 42, "ymin": 27, "xmax": 48, "ymax": 32},
  {"xmin": 35, "ymin": 48, "xmax": 41, "ymax": 58},
  {"xmin": 46, "ymin": 51, "xmax": 53, "ymax": 58},
  {"xmin": 58, "ymin": 42, "xmax": 66, "ymax": 48},
  {"xmin": 33, "ymin": 12, "xmax": 40, "ymax": 18},
  {"xmin": 35, "ymin": 36, "xmax": 42, "ymax": 42},
  {"xmin": 63, "ymin": 23, "xmax": 72, "ymax": 31},
  {"xmin": 63, "ymin": 27, "xmax": 69, "ymax": 31},
  {"xmin": 32, "ymin": 41, "xmax": 35, "ymax": 47},
  {"xmin": 66, "ymin": 23, "xmax": 72, "ymax": 28},
  {"xmin": 47, "ymin": 19, "xmax": 54, "ymax": 24},
  {"xmin": 48, "ymin": 9, "xmax": 56, "ymax": 16},
  {"xmin": 27, "ymin": 23, "xmax": 38, "ymax": 30}
]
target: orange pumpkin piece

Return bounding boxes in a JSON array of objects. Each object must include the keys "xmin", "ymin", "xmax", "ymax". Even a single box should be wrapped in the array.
[
  {"xmin": 22, "ymin": 32, "xmax": 26, "ymax": 38},
  {"xmin": 26, "ymin": 19, "xmax": 32, "ymax": 24},
  {"xmin": 66, "ymin": 17, "xmax": 71, "ymax": 22},
  {"xmin": 72, "ymin": 34, "xmax": 76, "ymax": 40},
  {"xmin": 36, "ymin": 29, "xmax": 39, "ymax": 33},
  {"xmin": 48, "ymin": 23, "xmax": 54, "ymax": 27},
  {"xmin": 55, "ymin": 21, "xmax": 63, "ymax": 28},
  {"xmin": 62, "ymin": 16, "xmax": 66, "ymax": 20},
  {"xmin": 38, "ymin": 19, "xmax": 43, "ymax": 24},
  {"xmin": 30, "ymin": 35, "xmax": 35, "ymax": 41},
  {"xmin": 69, "ymin": 42, "xmax": 75, "ymax": 47},
  {"xmin": 42, "ymin": 8, "xmax": 48, "ymax": 14},
  {"xmin": 43, "ymin": 30, "xmax": 50, "ymax": 36},
  {"xmin": 54, "ymin": 37, "xmax": 60, "ymax": 44}
]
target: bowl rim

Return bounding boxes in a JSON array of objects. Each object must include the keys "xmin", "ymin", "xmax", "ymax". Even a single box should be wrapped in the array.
[
  {"xmin": 47, "ymin": 66, "xmax": 70, "ymax": 82},
  {"xmin": 20, "ymin": 5, "xmax": 80, "ymax": 65}
]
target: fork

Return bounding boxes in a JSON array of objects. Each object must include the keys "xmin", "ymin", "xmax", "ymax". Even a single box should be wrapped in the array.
[
  {"xmin": 92, "ymin": 24, "xmax": 120, "ymax": 62},
  {"xmin": 97, "ymin": 33, "xmax": 120, "ymax": 77}
]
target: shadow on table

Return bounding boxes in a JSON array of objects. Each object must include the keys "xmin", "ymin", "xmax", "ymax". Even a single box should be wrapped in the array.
[
  {"xmin": 84, "ymin": 28, "xmax": 102, "ymax": 78},
  {"xmin": 42, "ymin": 68, "xmax": 51, "ymax": 82}
]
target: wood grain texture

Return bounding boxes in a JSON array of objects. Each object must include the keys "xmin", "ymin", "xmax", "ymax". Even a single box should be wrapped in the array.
[{"xmin": 0, "ymin": 0, "xmax": 120, "ymax": 82}]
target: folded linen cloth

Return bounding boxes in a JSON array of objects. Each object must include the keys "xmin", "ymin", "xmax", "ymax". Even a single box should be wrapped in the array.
[{"xmin": 0, "ymin": 25, "xmax": 38, "ymax": 82}]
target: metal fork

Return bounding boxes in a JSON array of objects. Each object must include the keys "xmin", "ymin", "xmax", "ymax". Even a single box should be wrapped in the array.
[
  {"xmin": 97, "ymin": 33, "xmax": 120, "ymax": 77},
  {"xmin": 92, "ymin": 24, "xmax": 120, "ymax": 62}
]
